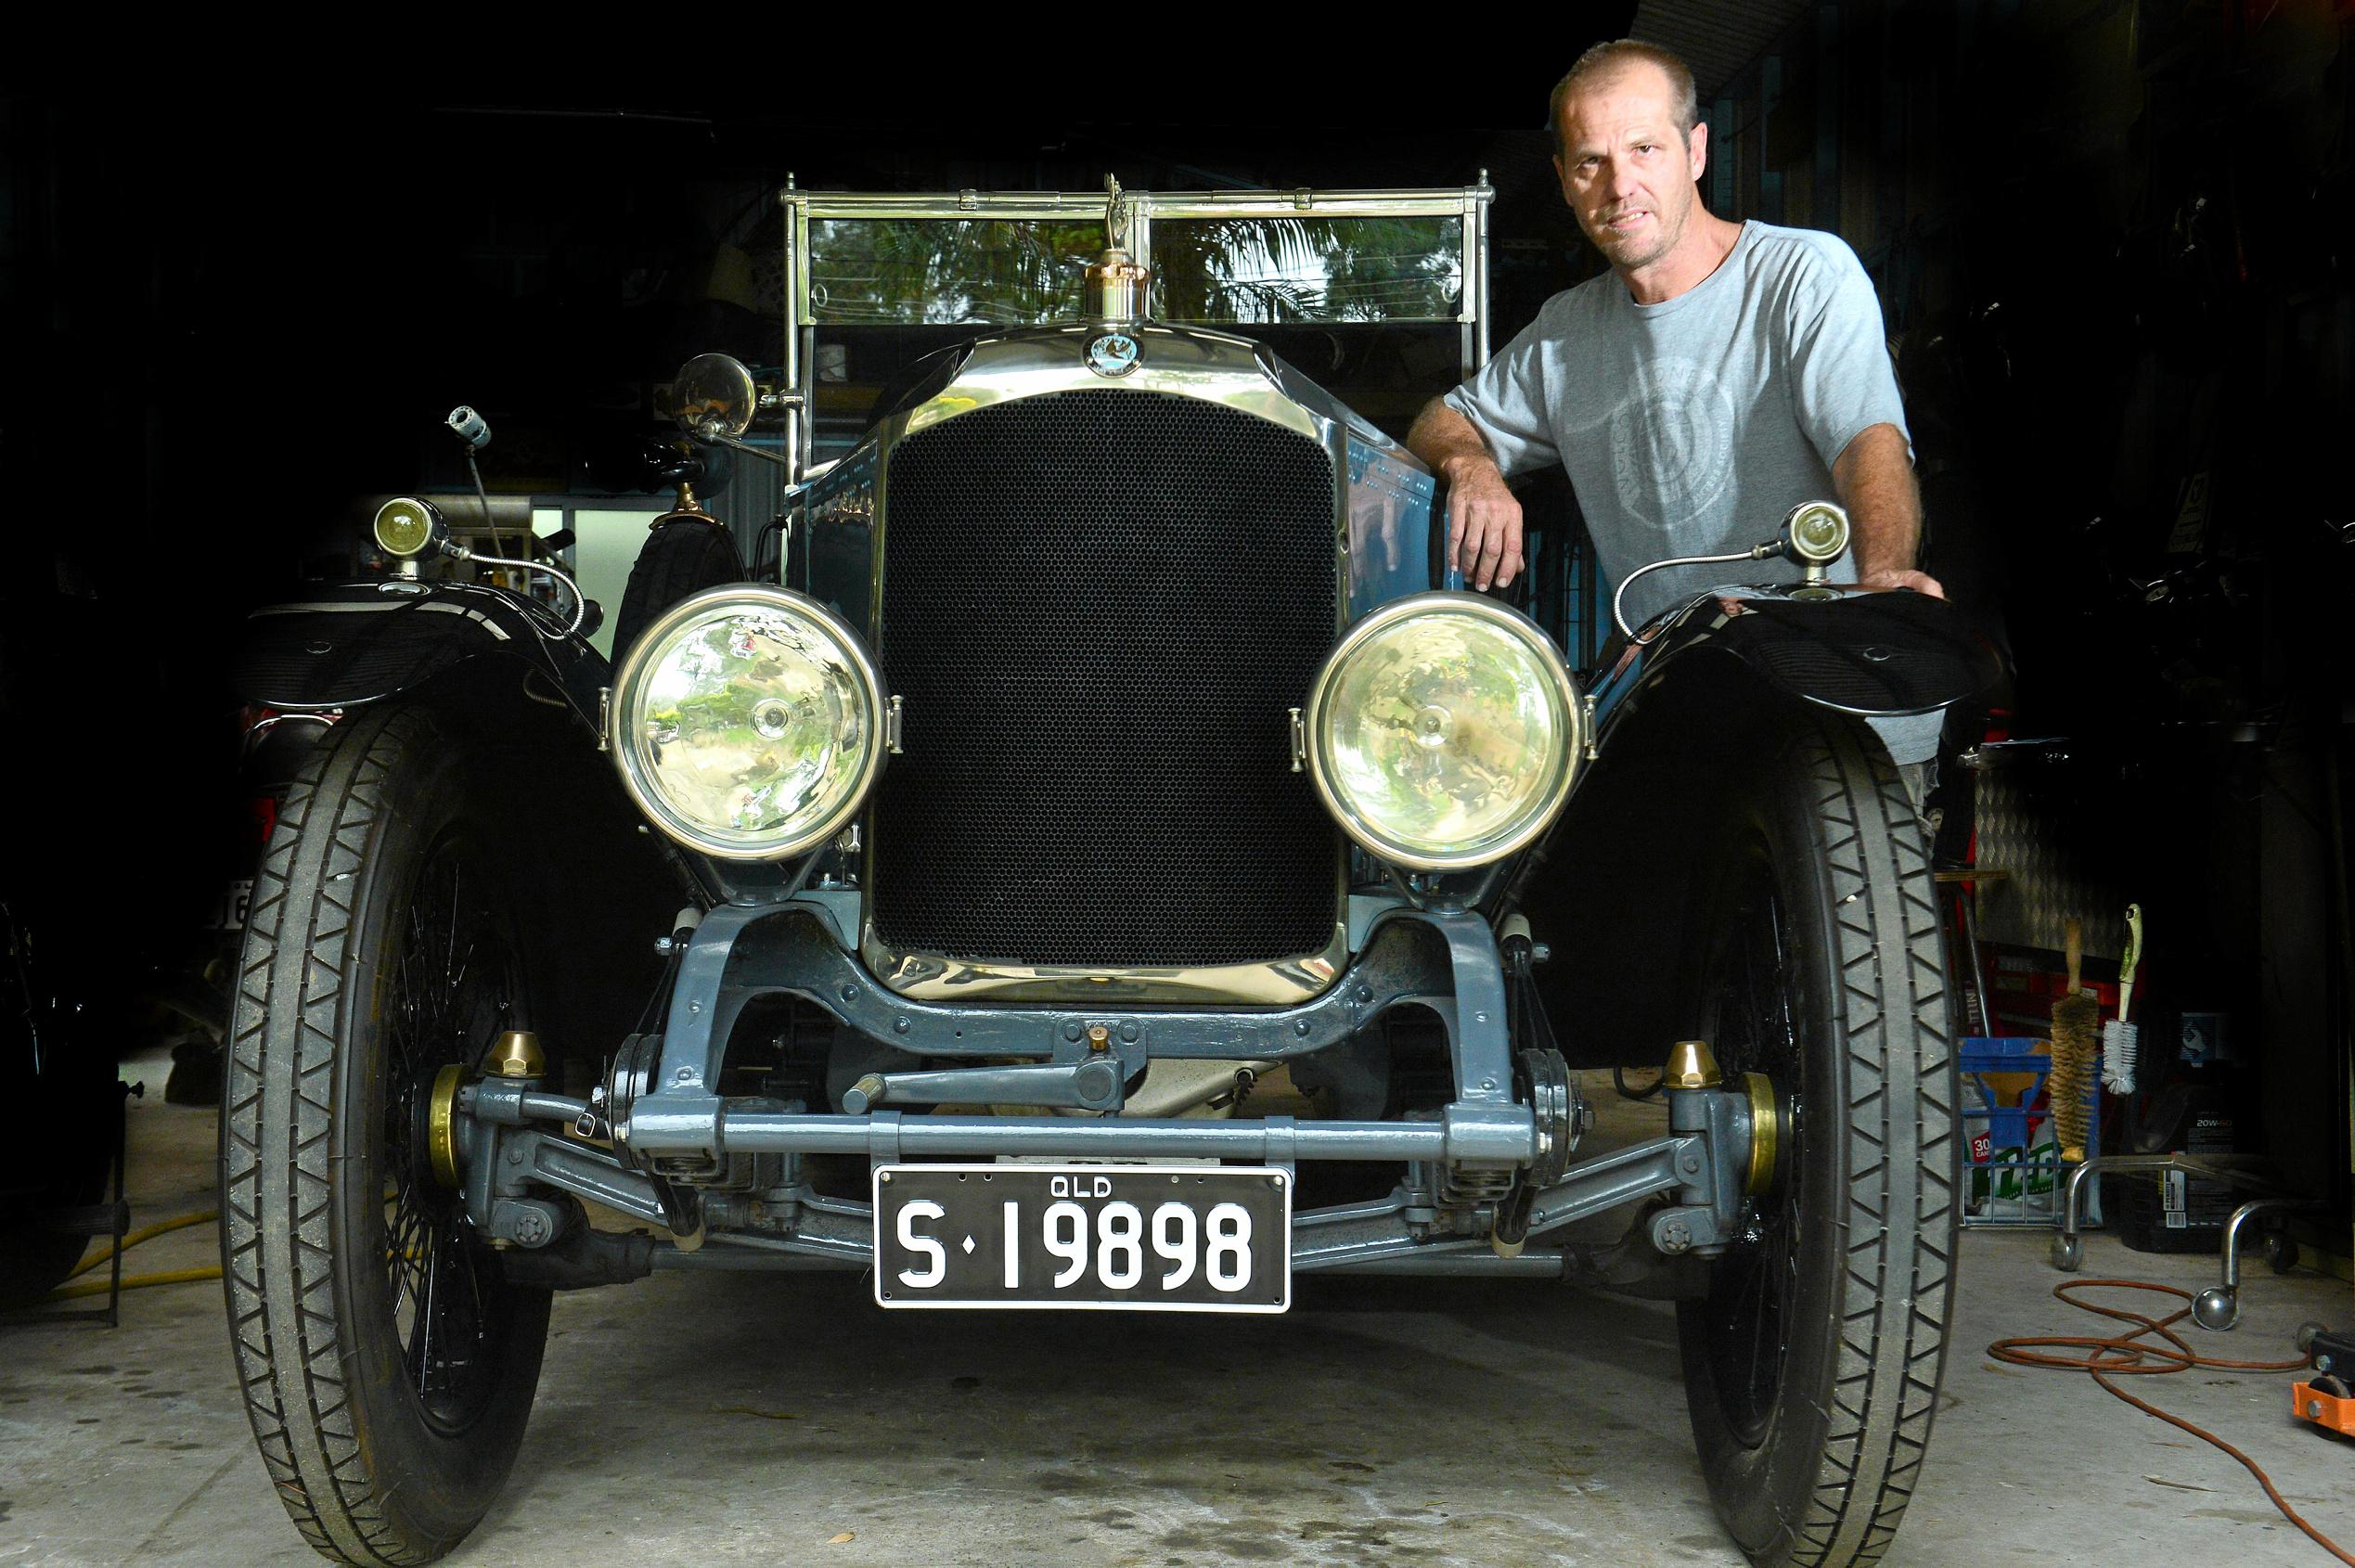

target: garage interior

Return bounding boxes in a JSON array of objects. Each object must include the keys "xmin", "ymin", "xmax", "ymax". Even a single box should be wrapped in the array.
[{"xmin": 4, "ymin": 2, "xmax": 2352, "ymax": 1565}]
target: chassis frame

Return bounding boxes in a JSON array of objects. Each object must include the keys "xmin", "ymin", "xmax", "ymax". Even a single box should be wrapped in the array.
[{"xmin": 452, "ymin": 899, "xmax": 1760, "ymax": 1284}]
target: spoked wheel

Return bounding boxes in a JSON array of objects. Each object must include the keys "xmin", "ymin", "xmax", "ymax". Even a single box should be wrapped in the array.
[
  {"xmin": 222, "ymin": 705, "xmax": 550, "ymax": 1566},
  {"xmin": 1675, "ymin": 718, "xmax": 1957, "ymax": 1568}
]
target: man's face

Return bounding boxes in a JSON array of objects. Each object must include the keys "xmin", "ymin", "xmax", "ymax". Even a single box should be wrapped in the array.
[{"xmin": 1552, "ymin": 63, "xmax": 1706, "ymax": 273}]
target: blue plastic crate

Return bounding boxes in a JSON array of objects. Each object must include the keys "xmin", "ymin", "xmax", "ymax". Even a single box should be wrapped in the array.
[{"xmin": 1960, "ymin": 1035, "xmax": 2101, "ymax": 1228}]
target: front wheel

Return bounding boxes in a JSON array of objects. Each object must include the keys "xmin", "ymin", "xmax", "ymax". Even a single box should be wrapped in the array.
[
  {"xmin": 220, "ymin": 704, "xmax": 550, "ymax": 1565},
  {"xmin": 1675, "ymin": 718, "xmax": 1958, "ymax": 1568}
]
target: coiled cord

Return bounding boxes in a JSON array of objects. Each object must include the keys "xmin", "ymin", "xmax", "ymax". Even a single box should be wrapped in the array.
[{"xmin": 1989, "ymin": 1278, "xmax": 2351, "ymax": 1564}]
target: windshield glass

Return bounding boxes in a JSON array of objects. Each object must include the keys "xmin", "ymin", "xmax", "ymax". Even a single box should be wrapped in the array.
[
  {"xmin": 1151, "ymin": 216, "xmax": 1461, "ymax": 324},
  {"xmin": 805, "ymin": 214, "xmax": 1464, "ymax": 328},
  {"xmin": 806, "ymin": 219, "xmax": 1105, "ymax": 325}
]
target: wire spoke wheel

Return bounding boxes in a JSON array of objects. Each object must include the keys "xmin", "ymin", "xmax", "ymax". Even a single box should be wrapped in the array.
[
  {"xmin": 380, "ymin": 842, "xmax": 513, "ymax": 1433},
  {"xmin": 1673, "ymin": 719, "xmax": 1957, "ymax": 1568},
  {"xmin": 221, "ymin": 705, "xmax": 551, "ymax": 1566},
  {"xmin": 1696, "ymin": 866, "xmax": 1804, "ymax": 1447}
]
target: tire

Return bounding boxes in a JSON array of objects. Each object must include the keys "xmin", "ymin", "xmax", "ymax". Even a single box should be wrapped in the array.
[
  {"xmin": 221, "ymin": 704, "xmax": 551, "ymax": 1566},
  {"xmin": 1674, "ymin": 717, "xmax": 1957, "ymax": 1568},
  {"xmin": 611, "ymin": 516, "xmax": 743, "ymax": 662}
]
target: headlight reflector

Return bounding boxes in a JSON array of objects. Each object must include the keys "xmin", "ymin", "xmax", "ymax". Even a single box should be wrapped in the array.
[
  {"xmin": 609, "ymin": 586, "xmax": 886, "ymax": 860},
  {"xmin": 1304, "ymin": 593, "xmax": 1580, "ymax": 870}
]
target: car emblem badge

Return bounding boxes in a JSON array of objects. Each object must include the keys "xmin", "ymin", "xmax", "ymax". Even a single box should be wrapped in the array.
[{"xmin": 1085, "ymin": 332, "xmax": 1140, "ymax": 378}]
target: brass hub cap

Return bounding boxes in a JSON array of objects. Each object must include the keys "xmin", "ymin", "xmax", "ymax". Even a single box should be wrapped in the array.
[
  {"xmin": 1741, "ymin": 1070, "xmax": 1781, "ymax": 1197},
  {"xmin": 426, "ymin": 1063, "xmax": 466, "ymax": 1189}
]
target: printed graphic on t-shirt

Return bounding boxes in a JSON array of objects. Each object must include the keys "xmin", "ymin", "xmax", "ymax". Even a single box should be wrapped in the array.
[{"xmin": 1603, "ymin": 355, "xmax": 1734, "ymax": 536}]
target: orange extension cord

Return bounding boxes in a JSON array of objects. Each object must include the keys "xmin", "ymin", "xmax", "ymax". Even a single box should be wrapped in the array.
[{"xmin": 1988, "ymin": 1278, "xmax": 2353, "ymax": 1565}]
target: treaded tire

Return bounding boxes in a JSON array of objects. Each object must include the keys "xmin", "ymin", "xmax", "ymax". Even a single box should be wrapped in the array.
[
  {"xmin": 611, "ymin": 516, "xmax": 743, "ymax": 662},
  {"xmin": 221, "ymin": 703, "xmax": 550, "ymax": 1566},
  {"xmin": 1675, "ymin": 716, "xmax": 1957, "ymax": 1568}
]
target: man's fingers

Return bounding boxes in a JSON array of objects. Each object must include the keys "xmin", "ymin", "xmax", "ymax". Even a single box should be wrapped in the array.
[
  {"xmin": 1860, "ymin": 567, "xmax": 1948, "ymax": 599},
  {"xmin": 1447, "ymin": 494, "xmax": 1470, "ymax": 572},
  {"xmin": 1473, "ymin": 522, "xmax": 1507, "ymax": 589},
  {"xmin": 1493, "ymin": 518, "xmax": 1526, "ymax": 588}
]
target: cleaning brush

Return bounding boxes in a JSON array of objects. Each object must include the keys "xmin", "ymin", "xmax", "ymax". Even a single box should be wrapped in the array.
[
  {"xmin": 2050, "ymin": 918, "xmax": 2100, "ymax": 1163},
  {"xmin": 2102, "ymin": 904, "xmax": 2144, "ymax": 1096}
]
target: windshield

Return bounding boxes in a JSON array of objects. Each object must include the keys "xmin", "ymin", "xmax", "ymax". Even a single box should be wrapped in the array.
[{"xmin": 805, "ymin": 214, "xmax": 1463, "ymax": 328}]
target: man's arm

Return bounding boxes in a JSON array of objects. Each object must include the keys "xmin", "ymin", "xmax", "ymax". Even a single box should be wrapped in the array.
[
  {"xmin": 1405, "ymin": 398, "xmax": 1525, "ymax": 591},
  {"xmin": 1832, "ymin": 422, "xmax": 1943, "ymax": 598}
]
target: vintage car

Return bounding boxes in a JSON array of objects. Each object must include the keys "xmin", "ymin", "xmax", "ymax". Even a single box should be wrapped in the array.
[{"xmin": 221, "ymin": 181, "xmax": 1992, "ymax": 1567}]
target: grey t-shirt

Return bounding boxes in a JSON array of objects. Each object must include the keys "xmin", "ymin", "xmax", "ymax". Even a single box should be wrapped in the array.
[{"xmin": 1444, "ymin": 219, "xmax": 1911, "ymax": 630}]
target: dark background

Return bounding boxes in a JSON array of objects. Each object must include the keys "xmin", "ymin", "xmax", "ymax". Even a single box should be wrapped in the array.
[{"xmin": 4, "ymin": 3, "xmax": 2349, "ymax": 1202}]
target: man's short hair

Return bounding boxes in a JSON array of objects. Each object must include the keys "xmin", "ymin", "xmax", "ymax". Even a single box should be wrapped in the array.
[{"xmin": 1548, "ymin": 40, "xmax": 1701, "ymax": 157}]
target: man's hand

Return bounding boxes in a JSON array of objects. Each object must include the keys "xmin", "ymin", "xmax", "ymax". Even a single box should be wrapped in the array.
[
  {"xmin": 1407, "ymin": 399, "xmax": 1525, "ymax": 591},
  {"xmin": 1834, "ymin": 423, "xmax": 1944, "ymax": 598},
  {"xmin": 1859, "ymin": 566, "xmax": 1945, "ymax": 598},
  {"xmin": 1443, "ymin": 456, "xmax": 1525, "ymax": 591}
]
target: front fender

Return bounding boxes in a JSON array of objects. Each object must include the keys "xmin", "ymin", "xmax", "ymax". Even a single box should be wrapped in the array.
[
  {"xmin": 1510, "ymin": 588, "xmax": 1998, "ymax": 1066},
  {"xmin": 235, "ymin": 580, "xmax": 607, "ymax": 731},
  {"xmin": 1588, "ymin": 585, "xmax": 2001, "ymax": 741}
]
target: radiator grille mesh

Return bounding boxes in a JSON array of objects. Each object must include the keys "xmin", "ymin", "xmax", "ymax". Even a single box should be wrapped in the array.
[{"xmin": 869, "ymin": 389, "xmax": 1340, "ymax": 969}]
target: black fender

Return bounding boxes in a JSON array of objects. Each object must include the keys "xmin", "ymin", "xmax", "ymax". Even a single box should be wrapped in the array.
[
  {"xmin": 1589, "ymin": 585, "xmax": 2001, "ymax": 739},
  {"xmin": 235, "ymin": 580, "xmax": 608, "ymax": 732},
  {"xmin": 1512, "ymin": 588, "xmax": 2000, "ymax": 1068},
  {"xmin": 235, "ymin": 578, "xmax": 808, "ymax": 913},
  {"xmin": 236, "ymin": 580, "xmax": 723, "ymax": 1063}
]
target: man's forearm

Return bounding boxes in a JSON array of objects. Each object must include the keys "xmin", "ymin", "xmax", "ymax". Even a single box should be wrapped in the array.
[
  {"xmin": 1406, "ymin": 398, "xmax": 1526, "ymax": 590},
  {"xmin": 1832, "ymin": 422, "xmax": 1938, "ymax": 593},
  {"xmin": 1407, "ymin": 398, "xmax": 1503, "ymax": 482}
]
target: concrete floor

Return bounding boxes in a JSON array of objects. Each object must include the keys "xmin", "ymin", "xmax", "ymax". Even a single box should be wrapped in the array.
[{"xmin": 2, "ymin": 1053, "xmax": 2349, "ymax": 1568}]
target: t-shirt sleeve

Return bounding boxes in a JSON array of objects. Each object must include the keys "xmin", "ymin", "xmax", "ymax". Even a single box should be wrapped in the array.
[
  {"xmin": 1440, "ymin": 316, "xmax": 1561, "ymax": 478},
  {"xmin": 1782, "ymin": 239, "xmax": 1911, "ymax": 469}
]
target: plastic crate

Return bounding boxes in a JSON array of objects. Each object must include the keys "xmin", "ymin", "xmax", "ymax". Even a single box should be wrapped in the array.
[{"xmin": 1960, "ymin": 1035, "xmax": 2101, "ymax": 1227}]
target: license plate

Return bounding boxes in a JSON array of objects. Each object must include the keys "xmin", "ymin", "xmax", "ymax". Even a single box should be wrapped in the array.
[{"xmin": 872, "ymin": 1163, "xmax": 1291, "ymax": 1313}]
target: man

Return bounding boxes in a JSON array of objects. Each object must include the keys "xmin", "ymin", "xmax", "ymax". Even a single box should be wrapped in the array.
[{"xmin": 1406, "ymin": 40, "xmax": 1944, "ymax": 758}]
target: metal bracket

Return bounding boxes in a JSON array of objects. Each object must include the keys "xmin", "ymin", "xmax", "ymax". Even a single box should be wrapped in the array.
[{"xmin": 475, "ymin": 1125, "xmax": 672, "ymax": 1242}]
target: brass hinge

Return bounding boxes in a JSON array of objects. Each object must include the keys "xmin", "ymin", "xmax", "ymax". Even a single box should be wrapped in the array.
[
  {"xmin": 886, "ymin": 695, "xmax": 906, "ymax": 755},
  {"xmin": 1287, "ymin": 707, "xmax": 1306, "ymax": 773}
]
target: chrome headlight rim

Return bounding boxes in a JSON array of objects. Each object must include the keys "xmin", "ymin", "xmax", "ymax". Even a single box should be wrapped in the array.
[
  {"xmin": 1303, "ymin": 591, "xmax": 1583, "ymax": 873},
  {"xmin": 608, "ymin": 585, "xmax": 887, "ymax": 862}
]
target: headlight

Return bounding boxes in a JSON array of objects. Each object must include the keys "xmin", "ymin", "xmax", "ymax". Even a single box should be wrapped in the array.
[
  {"xmin": 1303, "ymin": 593, "xmax": 1581, "ymax": 871},
  {"xmin": 609, "ymin": 586, "xmax": 887, "ymax": 860}
]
